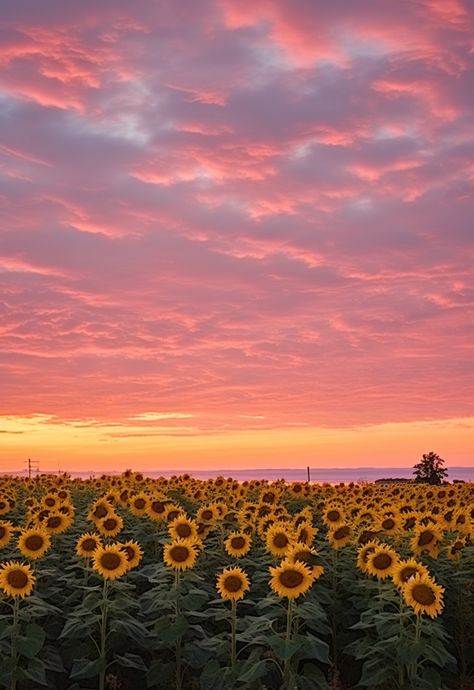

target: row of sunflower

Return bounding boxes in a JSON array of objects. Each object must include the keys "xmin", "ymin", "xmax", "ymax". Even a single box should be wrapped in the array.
[{"xmin": 0, "ymin": 472, "xmax": 473, "ymax": 689}]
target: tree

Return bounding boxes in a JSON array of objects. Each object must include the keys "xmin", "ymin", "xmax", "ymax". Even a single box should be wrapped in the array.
[{"xmin": 413, "ymin": 451, "xmax": 448, "ymax": 485}]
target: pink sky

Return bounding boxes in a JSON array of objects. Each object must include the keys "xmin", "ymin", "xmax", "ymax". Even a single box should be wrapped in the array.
[{"xmin": 0, "ymin": 0, "xmax": 473, "ymax": 471}]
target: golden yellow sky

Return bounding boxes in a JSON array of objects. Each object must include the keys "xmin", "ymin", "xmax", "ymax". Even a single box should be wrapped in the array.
[{"xmin": 1, "ymin": 413, "xmax": 472, "ymax": 473}]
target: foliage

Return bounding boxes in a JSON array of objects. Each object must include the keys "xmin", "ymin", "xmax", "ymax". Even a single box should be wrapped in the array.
[{"xmin": 413, "ymin": 452, "xmax": 448, "ymax": 485}]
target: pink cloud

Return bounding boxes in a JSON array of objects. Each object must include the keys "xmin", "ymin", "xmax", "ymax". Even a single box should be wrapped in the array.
[{"xmin": 0, "ymin": 0, "xmax": 472, "ymax": 452}]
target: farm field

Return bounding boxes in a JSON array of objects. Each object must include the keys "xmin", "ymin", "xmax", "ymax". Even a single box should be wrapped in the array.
[{"xmin": 0, "ymin": 472, "xmax": 473, "ymax": 690}]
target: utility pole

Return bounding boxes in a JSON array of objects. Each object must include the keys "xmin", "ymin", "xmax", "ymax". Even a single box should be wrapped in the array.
[
  {"xmin": 307, "ymin": 466, "xmax": 311, "ymax": 483},
  {"xmin": 26, "ymin": 458, "xmax": 40, "ymax": 478}
]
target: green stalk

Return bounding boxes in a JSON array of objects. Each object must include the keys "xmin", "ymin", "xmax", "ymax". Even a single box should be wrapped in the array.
[
  {"xmin": 98, "ymin": 578, "xmax": 109, "ymax": 690},
  {"xmin": 283, "ymin": 598, "xmax": 293, "ymax": 687},
  {"xmin": 175, "ymin": 570, "xmax": 182, "ymax": 690},
  {"xmin": 231, "ymin": 599, "xmax": 237, "ymax": 668},
  {"xmin": 10, "ymin": 598, "xmax": 20, "ymax": 690},
  {"xmin": 398, "ymin": 592, "xmax": 405, "ymax": 688}
]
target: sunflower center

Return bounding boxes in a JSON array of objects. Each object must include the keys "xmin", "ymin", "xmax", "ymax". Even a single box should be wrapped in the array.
[
  {"xmin": 24, "ymin": 535, "xmax": 44, "ymax": 551},
  {"xmin": 372, "ymin": 553, "xmax": 393, "ymax": 570},
  {"xmin": 167, "ymin": 510, "xmax": 180, "ymax": 521},
  {"xmin": 100, "ymin": 553, "xmax": 121, "ymax": 570},
  {"xmin": 298, "ymin": 529, "xmax": 308, "ymax": 543},
  {"xmin": 7, "ymin": 570, "xmax": 28, "ymax": 589},
  {"xmin": 82, "ymin": 538, "xmax": 97, "ymax": 552},
  {"xmin": 176, "ymin": 524, "xmax": 192, "ymax": 538},
  {"xmin": 45, "ymin": 498, "xmax": 55, "ymax": 507},
  {"xmin": 170, "ymin": 546, "xmax": 189, "ymax": 563},
  {"xmin": 224, "ymin": 575, "xmax": 243, "ymax": 592},
  {"xmin": 151, "ymin": 501, "xmax": 165, "ymax": 513},
  {"xmin": 327, "ymin": 510, "xmax": 340, "ymax": 522},
  {"xmin": 94, "ymin": 506, "xmax": 108, "ymax": 519},
  {"xmin": 231, "ymin": 536, "xmax": 246, "ymax": 549},
  {"xmin": 358, "ymin": 530, "xmax": 376, "ymax": 545},
  {"xmin": 404, "ymin": 518, "xmax": 416, "ymax": 529},
  {"xmin": 334, "ymin": 526, "xmax": 350, "ymax": 540},
  {"xmin": 400, "ymin": 566, "xmax": 418, "ymax": 582},
  {"xmin": 103, "ymin": 518, "xmax": 117, "ymax": 530},
  {"xmin": 411, "ymin": 583, "xmax": 436, "ymax": 605},
  {"xmin": 382, "ymin": 519, "xmax": 395, "ymax": 530},
  {"xmin": 279, "ymin": 569, "xmax": 304, "ymax": 588},
  {"xmin": 134, "ymin": 499, "xmax": 146, "ymax": 509},
  {"xmin": 201, "ymin": 510, "xmax": 213, "ymax": 521},
  {"xmin": 418, "ymin": 531, "xmax": 434, "ymax": 546},
  {"xmin": 124, "ymin": 546, "xmax": 135, "ymax": 560},
  {"xmin": 273, "ymin": 533, "xmax": 288, "ymax": 548},
  {"xmin": 293, "ymin": 550, "xmax": 309, "ymax": 563},
  {"xmin": 0, "ymin": 526, "xmax": 6, "ymax": 539},
  {"xmin": 47, "ymin": 516, "xmax": 61, "ymax": 528}
]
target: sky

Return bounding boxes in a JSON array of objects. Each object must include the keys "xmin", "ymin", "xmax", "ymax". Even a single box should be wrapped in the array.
[{"xmin": 0, "ymin": 0, "xmax": 473, "ymax": 473}]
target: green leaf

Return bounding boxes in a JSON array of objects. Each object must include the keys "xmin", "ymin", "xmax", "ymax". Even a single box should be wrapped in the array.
[
  {"xmin": 155, "ymin": 614, "xmax": 188, "ymax": 642},
  {"xmin": 23, "ymin": 658, "xmax": 47, "ymax": 686},
  {"xmin": 267, "ymin": 634, "xmax": 304, "ymax": 660},
  {"xmin": 16, "ymin": 623, "xmax": 45, "ymax": 659},
  {"xmin": 300, "ymin": 634, "xmax": 330, "ymax": 664},
  {"xmin": 146, "ymin": 660, "xmax": 174, "ymax": 688},
  {"xmin": 238, "ymin": 659, "xmax": 267, "ymax": 683},
  {"xmin": 200, "ymin": 659, "xmax": 221, "ymax": 690},
  {"xmin": 181, "ymin": 591, "xmax": 208, "ymax": 611},
  {"xmin": 115, "ymin": 653, "xmax": 147, "ymax": 671},
  {"xmin": 70, "ymin": 657, "xmax": 103, "ymax": 680}
]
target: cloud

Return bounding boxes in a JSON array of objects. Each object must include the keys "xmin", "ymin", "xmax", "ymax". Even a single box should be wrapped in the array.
[{"xmin": 0, "ymin": 0, "xmax": 472, "ymax": 454}]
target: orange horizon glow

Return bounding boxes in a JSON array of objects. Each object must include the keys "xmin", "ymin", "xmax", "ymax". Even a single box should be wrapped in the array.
[{"xmin": 1, "ymin": 414, "xmax": 473, "ymax": 473}]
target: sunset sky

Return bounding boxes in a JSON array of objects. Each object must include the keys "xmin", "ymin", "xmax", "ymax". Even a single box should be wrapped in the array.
[{"xmin": 0, "ymin": 0, "xmax": 473, "ymax": 473}]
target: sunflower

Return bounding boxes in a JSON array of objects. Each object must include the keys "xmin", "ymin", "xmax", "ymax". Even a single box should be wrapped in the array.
[
  {"xmin": 120, "ymin": 540, "xmax": 143, "ymax": 570},
  {"xmin": 44, "ymin": 513, "xmax": 71, "ymax": 535},
  {"xmin": 164, "ymin": 504, "xmax": 185, "ymax": 524},
  {"xmin": 0, "ymin": 520, "xmax": 13, "ymax": 548},
  {"xmin": 286, "ymin": 544, "xmax": 325, "ymax": 581},
  {"xmin": 327, "ymin": 524, "xmax": 352, "ymax": 550},
  {"xmin": 410, "ymin": 525, "xmax": 443, "ymax": 558},
  {"xmin": 0, "ymin": 561, "xmax": 35, "ymax": 598},
  {"xmin": 88, "ymin": 499, "xmax": 112, "ymax": 524},
  {"xmin": 392, "ymin": 559, "xmax": 430, "ymax": 589},
  {"xmin": 446, "ymin": 538, "xmax": 465, "ymax": 561},
  {"xmin": 216, "ymin": 567, "xmax": 250, "ymax": 601},
  {"xmin": 269, "ymin": 559, "xmax": 314, "ymax": 599},
  {"xmin": 169, "ymin": 517, "xmax": 199, "ymax": 542},
  {"xmin": 76, "ymin": 533, "xmax": 102, "ymax": 558},
  {"xmin": 265, "ymin": 523, "xmax": 295, "ymax": 557},
  {"xmin": 197, "ymin": 504, "xmax": 219, "ymax": 524},
  {"xmin": 147, "ymin": 497, "xmax": 168, "ymax": 521},
  {"xmin": 295, "ymin": 521, "xmax": 317, "ymax": 547},
  {"xmin": 366, "ymin": 545, "xmax": 399, "ymax": 580},
  {"xmin": 402, "ymin": 573, "xmax": 444, "ymax": 618},
  {"xmin": 18, "ymin": 528, "xmax": 51, "ymax": 560},
  {"xmin": 163, "ymin": 539, "xmax": 198, "ymax": 571},
  {"xmin": 377, "ymin": 514, "xmax": 402, "ymax": 536},
  {"xmin": 322, "ymin": 505, "xmax": 345, "ymax": 528},
  {"xmin": 128, "ymin": 493, "xmax": 149, "ymax": 517},
  {"xmin": 42, "ymin": 494, "xmax": 58, "ymax": 509},
  {"xmin": 97, "ymin": 513, "xmax": 123, "ymax": 538},
  {"xmin": 92, "ymin": 544, "xmax": 129, "ymax": 580},
  {"xmin": 224, "ymin": 531, "xmax": 252, "ymax": 558},
  {"xmin": 0, "ymin": 497, "xmax": 11, "ymax": 516}
]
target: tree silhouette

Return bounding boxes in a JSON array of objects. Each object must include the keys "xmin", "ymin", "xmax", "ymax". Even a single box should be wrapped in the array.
[{"xmin": 413, "ymin": 451, "xmax": 448, "ymax": 485}]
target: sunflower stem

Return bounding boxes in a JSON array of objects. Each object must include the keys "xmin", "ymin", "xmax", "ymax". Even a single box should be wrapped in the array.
[
  {"xmin": 283, "ymin": 598, "xmax": 293, "ymax": 687},
  {"xmin": 98, "ymin": 578, "xmax": 109, "ymax": 690},
  {"xmin": 175, "ymin": 569, "xmax": 183, "ymax": 690},
  {"xmin": 231, "ymin": 599, "xmax": 237, "ymax": 668},
  {"xmin": 10, "ymin": 597, "xmax": 20, "ymax": 690}
]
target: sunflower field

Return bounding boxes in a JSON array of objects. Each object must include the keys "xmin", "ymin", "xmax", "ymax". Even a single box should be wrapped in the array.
[{"xmin": 0, "ymin": 473, "xmax": 473, "ymax": 690}]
